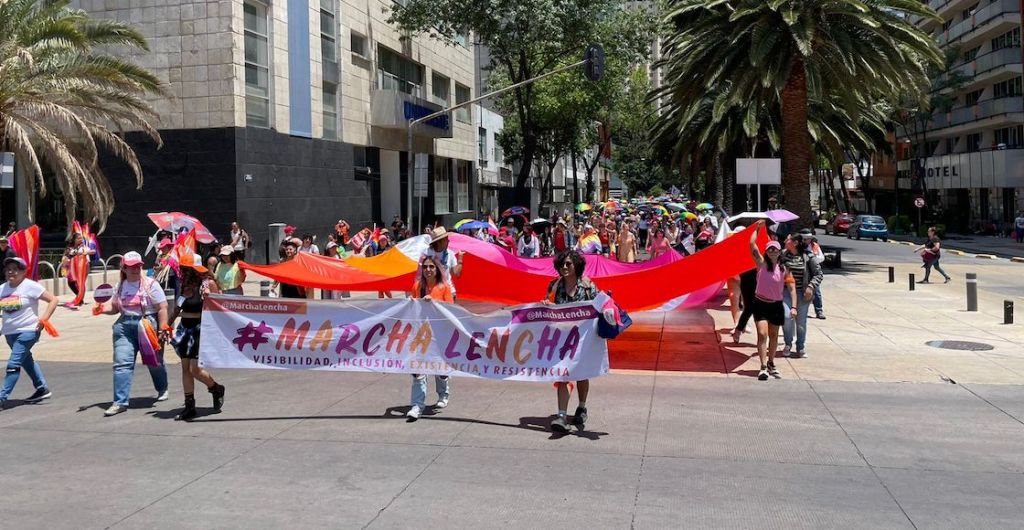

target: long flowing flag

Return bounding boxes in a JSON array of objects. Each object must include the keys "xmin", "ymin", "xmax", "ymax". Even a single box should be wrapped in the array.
[{"xmin": 8, "ymin": 225, "xmax": 41, "ymax": 280}]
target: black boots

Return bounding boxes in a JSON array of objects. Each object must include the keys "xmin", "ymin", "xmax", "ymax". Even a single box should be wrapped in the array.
[
  {"xmin": 209, "ymin": 383, "xmax": 225, "ymax": 412},
  {"xmin": 175, "ymin": 394, "xmax": 196, "ymax": 421}
]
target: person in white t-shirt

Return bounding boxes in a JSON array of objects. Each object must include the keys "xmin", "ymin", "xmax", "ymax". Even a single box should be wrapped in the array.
[
  {"xmin": 0, "ymin": 257, "xmax": 58, "ymax": 409},
  {"xmin": 422, "ymin": 226, "xmax": 463, "ymax": 299},
  {"xmin": 95, "ymin": 251, "xmax": 170, "ymax": 417}
]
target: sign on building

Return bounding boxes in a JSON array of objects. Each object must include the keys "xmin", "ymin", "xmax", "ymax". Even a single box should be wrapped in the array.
[{"xmin": 1, "ymin": 152, "xmax": 14, "ymax": 189}]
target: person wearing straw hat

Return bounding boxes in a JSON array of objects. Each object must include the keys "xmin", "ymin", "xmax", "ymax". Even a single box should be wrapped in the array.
[
  {"xmin": 168, "ymin": 254, "xmax": 225, "ymax": 421},
  {"xmin": 423, "ymin": 226, "xmax": 463, "ymax": 299},
  {"xmin": 95, "ymin": 251, "xmax": 170, "ymax": 416},
  {"xmin": 0, "ymin": 257, "xmax": 58, "ymax": 410}
]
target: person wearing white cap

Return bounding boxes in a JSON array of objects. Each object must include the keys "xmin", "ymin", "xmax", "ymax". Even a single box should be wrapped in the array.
[
  {"xmin": 168, "ymin": 254, "xmax": 225, "ymax": 421},
  {"xmin": 214, "ymin": 245, "xmax": 246, "ymax": 295},
  {"xmin": 0, "ymin": 257, "xmax": 58, "ymax": 410},
  {"xmin": 95, "ymin": 251, "xmax": 170, "ymax": 416}
]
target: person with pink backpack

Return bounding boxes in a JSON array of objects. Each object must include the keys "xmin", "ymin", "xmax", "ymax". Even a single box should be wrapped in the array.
[{"xmin": 94, "ymin": 251, "xmax": 170, "ymax": 416}]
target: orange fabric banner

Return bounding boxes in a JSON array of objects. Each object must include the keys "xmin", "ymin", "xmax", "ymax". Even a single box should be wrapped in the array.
[{"xmin": 239, "ymin": 252, "xmax": 415, "ymax": 292}]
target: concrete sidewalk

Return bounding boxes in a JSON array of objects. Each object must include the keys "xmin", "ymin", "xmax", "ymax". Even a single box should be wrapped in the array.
[{"xmin": 889, "ymin": 233, "xmax": 1024, "ymax": 261}]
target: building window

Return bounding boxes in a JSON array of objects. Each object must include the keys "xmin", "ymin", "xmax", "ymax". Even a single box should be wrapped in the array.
[
  {"xmin": 456, "ymin": 161, "xmax": 470, "ymax": 212},
  {"xmin": 964, "ymin": 89, "xmax": 983, "ymax": 106},
  {"xmin": 434, "ymin": 158, "xmax": 451, "ymax": 214},
  {"xmin": 478, "ymin": 127, "xmax": 487, "ymax": 165},
  {"xmin": 377, "ymin": 46, "xmax": 423, "ymax": 97},
  {"xmin": 941, "ymin": 19, "xmax": 953, "ymax": 32},
  {"xmin": 454, "ymin": 29, "xmax": 468, "ymax": 47},
  {"xmin": 962, "ymin": 46, "xmax": 980, "ymax": 62},
  {"xmin": 994, "ymin": 125, "xmax": 1023, "ymax": 148},
  {"xmin": 320, "ymin": 0, "xmax": 337, "ymax": 64},
  {"xmin": 944, "ymin": 136, "xmax": 959, "ymax": 153},
  {"xmin": 961, "ymin": 3, "xmax": 978, "ymax": 21},
  {"xmin": 323, "ymin": 83, "xmax": 338, "ymax": 140},
  {"xmin": 966, "ymin": 132, "xmax": 982, "ymax": 152},
  {"xmin": 455, "ymin": 83, "xmax": 470, "ymax": 123},
  {"xmin": 991, "ymin": 28, "xmax": 1021, "ymax": 51},
  {"xmin": 431, "ymin": 72, "xmax": 449, "ymax": 106},
  {"xmin": 993, "ymin": 77, "xmax": 1022, "ymax": 99},
  {"xmin": 244, "ymin": 1, "xmax": 270, "ymax": 128},
  {"xmin": 350, "ymin": 32, "xmax": 368, "ymax": 59}
]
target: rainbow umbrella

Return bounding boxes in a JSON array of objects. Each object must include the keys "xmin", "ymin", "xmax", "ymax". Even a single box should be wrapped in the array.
[
  {"xmin": 602, "ymin": 201, "xmax": 619, "ymax": 211},
  {"xmin": 502, "ymin": 206, "xmax": 529, "ymax": 217},
  {"xmin": 682, "ymin": 212, "xmax": 698, "ymax": 221},
  {"xmin": 696, "ymin": 203, "xmax": 714, "ymax": 211},
  {"xmin": 576, "ymin": 203, "xmax": 592, "ymax": 212},
  {"xmin": 652, "ymin": 205, "xmax": 669, "ymax": 216}
]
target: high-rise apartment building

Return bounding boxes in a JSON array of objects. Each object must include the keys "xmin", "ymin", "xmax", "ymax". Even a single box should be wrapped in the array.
[
  {"xmin": 897, "ymin": 0, "xmax": 1024, "ymax": 232},
  {"xmin": 44, "ymin": 0, "xmax": 478, "ymax": 260}
]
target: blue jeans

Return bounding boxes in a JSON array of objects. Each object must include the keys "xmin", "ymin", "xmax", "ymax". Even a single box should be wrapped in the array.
[
  {"xmin": 783, "ymin": 296, "xmax": 812, "ymax": 351},
  {"xmin": 1, "ymin": 331, "xmax": 47, "ymax": 400},
  {"xmin": 410, "ymin": 374, "xmax": 449, "ymax": 408},
  {"xmin": 923, "ymin": 259, "xmax": 950, "ymax": 281},
  {"xmin": 813, "ymin": 285, "xmax": 823, "ymax": 314},
  {"xmin": 112, "ymin": 316, "xmax": 168, "ymax": 406}
]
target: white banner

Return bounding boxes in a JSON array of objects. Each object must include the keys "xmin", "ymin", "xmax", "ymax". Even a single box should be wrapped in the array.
[{"xmin": 199, "ymin": 294, "xmax": 609, "ymax": 382}]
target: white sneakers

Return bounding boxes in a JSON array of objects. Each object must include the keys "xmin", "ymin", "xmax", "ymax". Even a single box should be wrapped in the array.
[
  {"xmin": 435, "ymin": 398, "xmax": 449, "ymax": 409},
  {"xmin": 156, "ymin": 391, "xmax": 170, "ymax": 402},
  {"xmin": 406, "ymin": 405, "xmax": 422, "ymax": 421},
  {"xmin": 104, "ymin": 404, "xmax": 127, "ymax": 417}
]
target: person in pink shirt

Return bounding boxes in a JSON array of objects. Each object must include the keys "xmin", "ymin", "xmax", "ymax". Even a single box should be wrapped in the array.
[{"xmin": 748, "ymin": 221, "xmax": 796, "ymax": 381}]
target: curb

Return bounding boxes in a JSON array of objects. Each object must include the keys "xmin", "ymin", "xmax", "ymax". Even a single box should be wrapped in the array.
[
  {"xmin": 1012, "ymin": 257, "xmax": 1024, "ymax": 263},
  {"xmin": 947, "ymin": 249, "xmax": 966, "ymax": 256},
  {"xmin": 975, "ymin": 254, "xmax": 997, "ymax": 259}
]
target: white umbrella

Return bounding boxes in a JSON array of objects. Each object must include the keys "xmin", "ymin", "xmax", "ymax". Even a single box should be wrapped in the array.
[{"xmin": 727, "ymin": 212, "xmax": 773, "ymax": 225}]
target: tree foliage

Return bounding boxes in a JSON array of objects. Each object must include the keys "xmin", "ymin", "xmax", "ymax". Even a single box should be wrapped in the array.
[
  {"xmin": 389, "ymin": 0, "xmax": 654, "ymax": 202},
  {"xmin": 653, "ymin": 0, "xmax": 943, "ymax": 226},
  {"xmin": 0, "ymin": 0, "xmax": 164, "ymax": 230}
]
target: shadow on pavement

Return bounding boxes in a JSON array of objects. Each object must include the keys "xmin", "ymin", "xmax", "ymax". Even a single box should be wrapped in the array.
[{"xmin": 77, "ymin": 396, "xmax": 161, "ymax": 413}]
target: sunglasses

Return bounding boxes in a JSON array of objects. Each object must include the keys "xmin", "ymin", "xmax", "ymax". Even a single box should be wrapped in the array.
[{"xmin": 560, "ymin": 262, "xmax": 574, "ymax": 269}]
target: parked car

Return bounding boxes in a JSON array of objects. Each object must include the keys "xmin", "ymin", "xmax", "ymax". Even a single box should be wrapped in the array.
[
  {"xmin": 848, "ymin": 215, "xmax": 889, "ymax": 241},
  {"xmin": 824, "ymin": 213, "xmax": 855, "ymax": 235}
]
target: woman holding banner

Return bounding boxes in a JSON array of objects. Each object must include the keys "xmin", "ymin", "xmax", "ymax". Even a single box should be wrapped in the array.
[
  {"xmin": 544, "ymin": 249, "xmax": 602, "ymax": 433},
  {"xmin": 168, "ymin": 254, "xmax": 225, "ymax": 421},
  {"xmin": 95, "ymin": 251, "xmax": 170, "ymax": 416},
  {"xmin": 406, "ymin": 256, "xmax": 453, "ymax": 421},
  {"xmin": 748, "ymin": 221, "xmax": 796, "ymax": 381},
  {"xmin": 59, "ymin": 232, "xmax": 96, "ymax": 307}
]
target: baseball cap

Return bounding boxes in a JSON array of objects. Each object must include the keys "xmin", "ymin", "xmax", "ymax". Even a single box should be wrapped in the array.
[
  {"xmin": 3, "ymin": 257, "xmax": 27, "ymax": 269},
  {"xmin": 182, "ymin": 253, "xmax": 208, "ymax": 274},
  {"xmin": 219, "ymin": 245, "xmax": 234, "ymax": 256},
  {"xmin": 765, "ymin": 241, "xmax": 782, "ymax": 251},
  {"xmin": 122, "ymin": 251, "xmax": 144, "ymax": 266}
]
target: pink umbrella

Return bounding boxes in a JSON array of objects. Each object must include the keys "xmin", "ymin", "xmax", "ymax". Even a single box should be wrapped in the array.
[
  {"xmin": 765, "ymin": 209, "xmax": 799, "ymax": 223},
  {"xmin": 147, "ymin": 212, "xmax": 217, "ymax": 243}
]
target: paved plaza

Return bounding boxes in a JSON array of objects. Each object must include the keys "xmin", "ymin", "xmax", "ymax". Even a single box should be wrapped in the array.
[{"xmin": 3, "ymin": 237, "xmax": 1024, "ymax": 529}]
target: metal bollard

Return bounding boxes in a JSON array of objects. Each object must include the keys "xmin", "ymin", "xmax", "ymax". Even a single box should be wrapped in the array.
[
  {"xmin": 888, "ymin": 266, "xmax": 895, "ymax": 283},
  {"xmin": 260, "ymin": 280, "xmax": 270, "ymax": 297},
  {"xmin": 834, "ymin": 249, "xmax": 842, "ymax": 269},
  {"xmin": 966, "ymin": 273, "xmax": 977, "ymax": 312},
  {"xmin": 909, "ymin": 273, "xmax": 915, "ymax": 291},
  {"xmin": 1005, "ymin": 300, "xmax": 1013, "ymax": 324}
]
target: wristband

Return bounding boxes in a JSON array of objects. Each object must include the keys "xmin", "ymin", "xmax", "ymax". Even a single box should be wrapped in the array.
[{"xmin": 160, "ymin": 324, "xmax": 173, "ymax": 333}]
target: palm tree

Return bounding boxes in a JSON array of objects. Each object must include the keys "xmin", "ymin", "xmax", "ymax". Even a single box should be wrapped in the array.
[
  {"xmin": 656, "ymin": 0, "xmax": 943, "ymax": 226},
  {"xmin": 0, "ymin": 0, "xmax": 164, "ymax": 231}
]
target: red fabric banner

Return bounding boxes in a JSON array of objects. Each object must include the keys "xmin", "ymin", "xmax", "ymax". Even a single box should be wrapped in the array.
[
  {"xmin": 239, "ymin": 252, "xmax": 416, "ymax": 292},
  {"xmin": 454, "ymin": 225, "xmax": 769, "ymax": 312},
  {"xmin": 8, "ymin": 225, "xmax": 41, "ymax": 280}
]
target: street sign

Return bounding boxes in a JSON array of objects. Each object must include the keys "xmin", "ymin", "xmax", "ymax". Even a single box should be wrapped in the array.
[
  {"xmin": 1, "ymin": 152, "xmax": 14, "ymax": 189},
  {"xmin": 414, "ymin": 153, "xmax": 429, "ymax": 198},
  {"xmin": 914, "ymin": 197, "xmax": 926, "ymax": 208},
  {"xmin": 94, "ymin": 284, "xmax": 115, "ymax": 304},
  {"xmin": 583, "ymin": 44, "xmax": 605, "ymax": 82}
]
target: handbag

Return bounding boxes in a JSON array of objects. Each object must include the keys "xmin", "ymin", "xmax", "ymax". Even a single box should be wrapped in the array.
[{"xmin": 597, "ymin": 297, "xmax": 632, "ymax": 340}]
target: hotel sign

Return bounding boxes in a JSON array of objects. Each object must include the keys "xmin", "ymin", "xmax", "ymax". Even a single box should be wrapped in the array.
[{"xmin": 370, "ymin": 89, "xmax": 453, "ymax": 139}]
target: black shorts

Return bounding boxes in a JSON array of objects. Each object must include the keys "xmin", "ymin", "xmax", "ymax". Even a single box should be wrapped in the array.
[
  {"xmin": 752, "ymin": 298, "xmax": 785, "ymax": 327},
  {"xmin": 172, "ymin": 321, "xmax": 201, "ymax": 359}
]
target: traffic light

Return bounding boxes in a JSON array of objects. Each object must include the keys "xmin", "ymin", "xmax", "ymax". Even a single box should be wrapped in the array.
[{"xmin": 583, "ymin": 44, "xmax": 605, "ymax": 82}]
